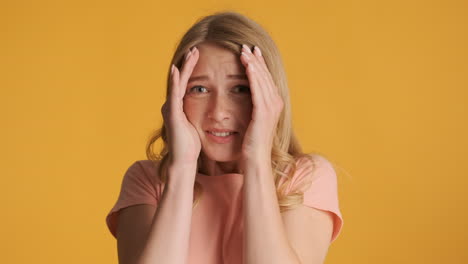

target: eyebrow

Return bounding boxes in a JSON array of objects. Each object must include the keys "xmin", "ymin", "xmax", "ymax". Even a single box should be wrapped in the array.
[{"xmin": 188, "ymin": 74, "xmax": 247, "ymax": 83}]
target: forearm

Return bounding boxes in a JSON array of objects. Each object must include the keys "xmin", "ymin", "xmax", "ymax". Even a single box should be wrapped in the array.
[
  {"xmin": 243, "ymin": 159, "xmax": 301, "ymax": 264},
  {"xmin": 138, "ymin": 164, "xmax": 196, "ymax": 264}
]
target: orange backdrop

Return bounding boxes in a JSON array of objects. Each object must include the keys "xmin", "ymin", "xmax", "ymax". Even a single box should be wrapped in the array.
[{"xmin": 1, "ymin": 0, "xmax": 467, "ymax": 263}]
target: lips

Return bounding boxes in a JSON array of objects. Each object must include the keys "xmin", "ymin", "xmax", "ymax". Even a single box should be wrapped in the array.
[
  {"xmin": 206, "ymin": 128, "xmax": 238, "ymax": 134},
  {"xmin": 205, "ymin": 129, "xmax": 238, "ymax": 143},
  {"xmin": 207, "ymin": 131, "xmax": 236, "ymax": 137}
]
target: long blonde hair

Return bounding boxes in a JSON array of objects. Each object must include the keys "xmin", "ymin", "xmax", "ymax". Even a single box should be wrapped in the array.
[{"xmin": 146, "ymin": 10, "xmax": 316, "ymax": 213}]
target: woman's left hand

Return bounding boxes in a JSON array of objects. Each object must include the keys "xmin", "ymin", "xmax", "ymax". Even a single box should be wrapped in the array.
[{"xmin": 239, "ymin": 44, "xmax": 284, "ymax": 164}]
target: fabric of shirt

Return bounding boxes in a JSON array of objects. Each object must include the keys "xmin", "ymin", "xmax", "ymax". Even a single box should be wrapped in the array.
[{"xmin": 106, "ymin": 154, "xmax": 343, "ymax": 263}]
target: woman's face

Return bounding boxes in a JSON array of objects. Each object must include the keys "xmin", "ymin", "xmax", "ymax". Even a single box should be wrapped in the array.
[{"xmin": 183, "ymin": 42, "xmax": 252, "ymax": 162}]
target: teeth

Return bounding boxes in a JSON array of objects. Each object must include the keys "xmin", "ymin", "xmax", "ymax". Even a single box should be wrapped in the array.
[{"xmin": 209, "ymin": 131, "xmax": 234, "ymax": 137}]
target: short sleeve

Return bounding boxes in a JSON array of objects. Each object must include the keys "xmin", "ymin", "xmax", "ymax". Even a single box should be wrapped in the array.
[
  {"xmin": 105, "ymin": 160, "xmax": 162, "ymax": 238},
  {"xmin": 290, "ymin": 154, "xmax": 344, "ymax": 243}
]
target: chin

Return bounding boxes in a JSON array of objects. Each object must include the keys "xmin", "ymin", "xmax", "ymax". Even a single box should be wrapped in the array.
[{"xmin": 201, "ymin": 146, "xmax": 241, "ymax": 162}]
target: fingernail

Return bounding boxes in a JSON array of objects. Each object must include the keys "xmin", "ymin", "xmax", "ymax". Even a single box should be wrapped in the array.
[
  {"xmin": 254, "ymin": 46, "xmax": 262, "ymax": 56},
  {"xmin": 242, "ymin": 44, "xmax": 252, "ymax": 53},
  {"xmin": 185, "ymin": 50, "xmax": 192, "ymax": 61}
]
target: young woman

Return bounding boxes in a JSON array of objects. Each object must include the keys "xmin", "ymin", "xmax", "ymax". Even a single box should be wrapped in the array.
[{"xmin": 106, "ymin": 11, "xmax": 343, "ymax": 264}]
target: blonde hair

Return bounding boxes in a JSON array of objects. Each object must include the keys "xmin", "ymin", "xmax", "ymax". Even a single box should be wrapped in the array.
[{"xmin": 146, "ymin": 10, "xmax": 316, "ymax": 213}]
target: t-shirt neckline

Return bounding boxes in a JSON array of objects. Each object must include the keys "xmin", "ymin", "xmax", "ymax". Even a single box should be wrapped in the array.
[{"xmin": 196, "ymin": 171, "xmax": 243, "ymax": 177}]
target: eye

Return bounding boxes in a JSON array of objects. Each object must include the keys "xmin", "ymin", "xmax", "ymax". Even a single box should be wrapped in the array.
[
  {"xmin": 233, "ymin": 85, "xmax": 250, "ymax": 93},
  {"xmin": 188, "ymin": 86, "xmax": 208, "ymax": 93}
]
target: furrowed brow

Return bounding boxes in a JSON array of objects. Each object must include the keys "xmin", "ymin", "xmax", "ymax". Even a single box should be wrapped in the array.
[
  {"xmin": 188, "ymin": 74, "xmax": 247, "ymax": 83},
  {"xmin": 188, "ymin": 76, "xmax": 209, "ymax": 83},
  {"xmin": 227, "ymin": 74, "xmax": 247, "ymax": 80}
]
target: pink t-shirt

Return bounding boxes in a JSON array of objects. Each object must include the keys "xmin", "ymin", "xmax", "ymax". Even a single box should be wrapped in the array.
[{"xmin": 106, "ymin": 154, "xmax": 343, "ymax": 263}]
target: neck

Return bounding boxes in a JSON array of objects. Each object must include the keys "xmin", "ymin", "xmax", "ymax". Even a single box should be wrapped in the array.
[{"xmin": 198, "ymin": 153, "xmax": 242, "ymax": 176}]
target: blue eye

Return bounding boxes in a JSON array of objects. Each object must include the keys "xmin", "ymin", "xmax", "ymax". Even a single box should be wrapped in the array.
[
  {"xmin": 233, "ymin": 85, "xmax": 250, "ymax": 93},
  {"xmin": 189, "ymin": 86, "xmax": 208, "ymax": 93}
]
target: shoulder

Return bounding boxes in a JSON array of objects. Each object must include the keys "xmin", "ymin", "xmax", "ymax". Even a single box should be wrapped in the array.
[
  {"xmin": 295, "ymin": 152, "xmax": 334, "ymax": 166},
  {"xmin": 126, "ymin": 159, "xmax": 164, "ymax": 187},
  {"xmin": 132, "ymin": 159, "xmax": 160, "ymax": 172},
  {"xmin": 295, "ymin": 153, "xmax": 337, "ymax": 179}
]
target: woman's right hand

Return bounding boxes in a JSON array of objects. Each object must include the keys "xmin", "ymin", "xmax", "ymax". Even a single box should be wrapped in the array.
[{"xmin": 161, "ymin": 46, "xmax": 201, "ymax": 168}]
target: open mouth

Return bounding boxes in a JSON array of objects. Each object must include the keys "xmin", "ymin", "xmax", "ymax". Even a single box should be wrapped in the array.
[
  {"xmin": 205, "ymin": 130, "xmax": 238, "ymax": 143},
  {"xmin": 206, "ymin": 131, "xmax": 237, "ymax": 137}
]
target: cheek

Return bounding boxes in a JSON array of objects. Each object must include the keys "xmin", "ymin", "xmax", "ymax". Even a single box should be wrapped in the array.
[
  {"xmin": 183, "ymin": 98, "xmax": 204, "ymax": 124},
  {"xmin": 235, "ymin": 97, "xmax": 253, "ymax": 124}
]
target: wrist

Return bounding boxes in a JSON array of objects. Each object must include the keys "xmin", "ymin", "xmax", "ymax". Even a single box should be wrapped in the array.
[
  {"xmin": 167, "ymin": 162, "xmax": 198, "ymax": 188},
  {"xmin": 241, "ymin": 150, "xmax": 271, "ymax": 164},
  {"xmin": 168, "ymin": 161, "xmax": 198, "ymax": 172},
  {"xmin": 240, "ymin": 155, "xmax": 271, "ymax": 172}
]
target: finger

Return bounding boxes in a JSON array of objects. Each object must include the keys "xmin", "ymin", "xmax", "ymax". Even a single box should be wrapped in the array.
[
  {"xmin": 253, "ymin": 46, "xmax": 270, "ymax": 74},
  {"xmin": 241, "ymin": 51, "xmax": 266, "ymax": 116},
  {"xmin": 241, "ymin": 45, "xmax": 270, "ymax": 108},
  {"xmin": 179, "ymin": 47, "xmax": 200, "ymax": 96},
  {"xmin": 252, "ymin": 46, "xmax": 272, "ymax": 82},
  {"xmin": 170, "ymin": 64, "xmax": 180, "ymax": 99},
  {"xmin": 253, "ymin": 46, "xmax": 282, "ymax": 108},
  {"xmin": 170, "ymin": 50, "xmax": 191, "ymax": 101},
  {"xmin": 243, "ymin": 45, "xmax": 271, "ymax": 91},
  {"xmin": 243, "ymin": 44, "xmax": 268, "ymax": 76},
  {"xmin": 171, "ymin": 65, "xmax": 183, "ymax": 113},
  {"xmin": 253, "ymin": 46, "xmax": 277, "ymax": 100}
]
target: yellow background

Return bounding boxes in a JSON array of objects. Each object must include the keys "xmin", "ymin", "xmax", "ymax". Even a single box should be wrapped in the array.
[{"xmin": 1, "ymin": 0, "xmax": 467, "ymax": 263}]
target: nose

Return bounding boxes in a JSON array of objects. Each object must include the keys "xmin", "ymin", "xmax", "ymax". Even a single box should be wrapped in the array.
[{"xmin": 207, "ymin": 94, "xmax": 232, "ymax": 122}]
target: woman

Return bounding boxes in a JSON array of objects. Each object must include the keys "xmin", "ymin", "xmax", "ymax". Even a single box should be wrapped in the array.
[{"xmin": 106, "ymin": 11, "xmax": 343, "ymax": 264}]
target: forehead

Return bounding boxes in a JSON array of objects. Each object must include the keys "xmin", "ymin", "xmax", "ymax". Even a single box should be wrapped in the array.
[{"xmin": 191, "ymin": 42, "xmax": 244, "ymax": 75}]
